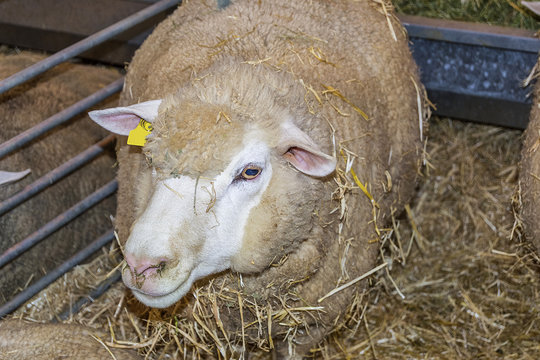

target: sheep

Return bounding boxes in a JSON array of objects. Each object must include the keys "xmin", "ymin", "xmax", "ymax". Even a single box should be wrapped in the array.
[
  {"xmin": 0, "ymin": 50, "xmax": 120, "ymax": 307},
  {"xmin": 0, "ymin": 320, "xmax": 140, "ymax": 360},
  {"xmin": 89, "ymin": 0, "xmax": 425, "ymax": 356},
  {"xmin": 519, "ymin": 58, "xmax": 540, "ymax": 252}
]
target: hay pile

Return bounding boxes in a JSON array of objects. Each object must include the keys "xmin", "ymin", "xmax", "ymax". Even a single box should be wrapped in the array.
[{"xmin": 327, "ymin": 118, "xmax": 540, "ymax": 359}]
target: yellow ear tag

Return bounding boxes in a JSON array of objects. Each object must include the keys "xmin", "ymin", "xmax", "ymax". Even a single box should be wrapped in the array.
[{"xmin": 127, "ymin": 118, "xmax": 153, "ymax": 146}]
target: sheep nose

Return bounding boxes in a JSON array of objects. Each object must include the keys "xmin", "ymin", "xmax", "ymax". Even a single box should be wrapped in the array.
[{"xmin": 124, "ymin": 253, "xmax": 170, "ymax": 278}]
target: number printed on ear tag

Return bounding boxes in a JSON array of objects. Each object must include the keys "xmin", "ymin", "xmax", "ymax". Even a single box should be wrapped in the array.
[{"xmin": 127, "ymin": 118, "xmax": 153, "ymax": 146}]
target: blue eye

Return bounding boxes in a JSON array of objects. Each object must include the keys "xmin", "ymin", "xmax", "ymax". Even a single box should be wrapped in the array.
[{"xmin": 241, "ymin": 165, "xmax": 262, "ymax": 180}]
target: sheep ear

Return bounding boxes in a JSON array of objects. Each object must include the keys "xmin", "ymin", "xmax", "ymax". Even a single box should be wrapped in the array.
[
  {"xmin": 522, "ymin": 1, "xmax": 540, "ymax": 15},
  {"xmin": 88, "ymin": 100, "xmax": 162, "ymax": 136},
  {"xmin": 0, "ymin": 169, "xmax": 31, "ymax": 186},
  {"xmin": 280, "ymin": 122, "xmax": 337, "ymax": 177}
]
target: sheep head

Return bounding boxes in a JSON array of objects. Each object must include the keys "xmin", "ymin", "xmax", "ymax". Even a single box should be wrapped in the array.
[{"xmin": 89, "ymin": 65, "xmax": 336, "ymax": 308}]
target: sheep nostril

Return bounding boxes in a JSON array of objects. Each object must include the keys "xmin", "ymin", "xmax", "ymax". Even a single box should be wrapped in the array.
[
  {"xmin": 124, "ymin": 256, "xmax": 169, "ymax": 277},
  {"xmin": 141, "ymin": 261, "xmax": 167, "ymax": 276}
]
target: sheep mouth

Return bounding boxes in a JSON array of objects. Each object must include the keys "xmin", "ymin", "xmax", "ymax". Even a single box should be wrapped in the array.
[
  {"xmin": 122, "ymin": 262, "xmax": 191, "ymax": 297},
  {"xmin": 127, "ymin": 279, "xmax": 193, "ymax": 308}
]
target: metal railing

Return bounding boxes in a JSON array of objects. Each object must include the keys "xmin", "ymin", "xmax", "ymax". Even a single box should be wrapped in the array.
[
  {"xmin": 0, "ymin": 0, "xmax": 181, "ymax": 318},
  {"xmin": 0, "ymin": 0, "xmax": 179, "ymax": 95}
]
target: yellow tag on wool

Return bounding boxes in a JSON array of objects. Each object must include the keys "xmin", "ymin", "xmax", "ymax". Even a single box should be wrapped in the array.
[{"xmin": 127, "ymin": 118, "xmax": 152, "ymax": 146}]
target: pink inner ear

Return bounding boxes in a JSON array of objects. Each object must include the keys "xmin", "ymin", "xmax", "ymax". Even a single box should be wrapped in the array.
[
  {"xmin": 284, "ymin": 147, "xmax": 336, "ymax": 177},
  {"xmin": 89, "ymin": 111, "xmax": 141, "ymax": 136}
]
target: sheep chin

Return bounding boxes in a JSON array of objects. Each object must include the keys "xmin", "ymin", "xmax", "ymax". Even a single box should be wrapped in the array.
[{"xmin": 130, "ymin": 278, "xmax": 194, "ymax": 308}]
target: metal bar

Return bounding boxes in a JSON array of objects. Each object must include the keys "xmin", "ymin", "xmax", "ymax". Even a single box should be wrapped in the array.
[
  {"xmin": 399, "ymin": 14, "xmax": 540, "ymax": 53},
  {"xmin": 0, "ymin": 180, "xmax": 118, "ymax": 269},
  {"xmin": 0, "ymin": 78, "xmax": 123, "ymax": 160},
  {"xmin": 0, "ymin": 0, "xmax": 179, "ymax": 95},
  {"xmin": 0, "ymin": 229, "xmax": 115, "ymax": 318},
  {"xmin": 0, "ymin": 23, "xmax": 150, "ymax": 66},
  {"xmin": 0, "ymin": 0, "xmax": 171, "ymax": 66},
  {"xmin": 0, "ymin": 135, "xmax": 115, "ymax": 216},
  {"xmin": 57, "ymin": 270, "xmax": 122, "ymax": 321},
  {"xmin": 426, "ymin": 88, "xmax": 532, "ymax": 130}
]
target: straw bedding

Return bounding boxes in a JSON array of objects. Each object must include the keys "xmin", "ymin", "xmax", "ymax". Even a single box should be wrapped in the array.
[{"xmin": 345, "ymin": 118, "xmax": 540, "ymax": 359}]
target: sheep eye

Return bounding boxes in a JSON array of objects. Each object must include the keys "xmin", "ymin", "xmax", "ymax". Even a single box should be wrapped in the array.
[{"xmin": 240, "ymin": 165, "xmax": 262, "ymax": 180}]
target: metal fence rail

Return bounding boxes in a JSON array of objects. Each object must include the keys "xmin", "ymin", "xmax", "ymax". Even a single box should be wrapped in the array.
[
  {"xmin": 0, "ymin": 230, "xmax": 117, "ymax": 318},
  {"xmin": 0, "ymin": 0, "xmax": 179, "ymax": 95},
  {"xmin": 0, "ymin": 79, "xmax": 123, "ymax": 159},
  {"xmin": 0, "ymin": 135, "xmax": 115, "ymax": 216},
  {"xmin": 57, "ymin": 269, "xmax": 122, "ymax": 321},
  {"xmin": 0, "ymin": 0, "xmax": 180, "ymax": 318},
  {"xmin": 0, "ymin": 180, "xmax": 118, "ymax": 269}
]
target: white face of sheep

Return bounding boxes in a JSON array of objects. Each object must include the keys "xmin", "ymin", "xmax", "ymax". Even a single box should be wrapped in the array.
[{"xmin": 89, "ymin": 100, "xmax": 336, "ymax": 308}]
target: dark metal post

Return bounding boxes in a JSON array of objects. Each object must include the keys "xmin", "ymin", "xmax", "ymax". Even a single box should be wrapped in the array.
[
  {"xmin": 0, "ymin": 229, "xmax": 116, "ymax": 318},
  {"xmin": 0, "ymin": 180, "xmax": 118, "ymax": 268},
  {"xmin": 57, "ymin": 270, "xmax": 122, "ymax": 321},
  {"xmin": 0, "ymin": 79, "xmax": 122, "ymax": 159}
]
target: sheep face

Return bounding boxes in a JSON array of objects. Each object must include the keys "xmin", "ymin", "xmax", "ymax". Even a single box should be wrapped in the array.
[
  {"xmin": 89, "ymin": 75, "xmax": 336, "ymax": 308},
  {"xmin": 122, "ymin": 136, "xmax": 274, "ymax": 307}
]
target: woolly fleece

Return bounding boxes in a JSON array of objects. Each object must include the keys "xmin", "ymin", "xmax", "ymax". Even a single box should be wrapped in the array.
[{"xmin": 113, "ymin": 0, "xmax": 424, "ymax": 354}]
